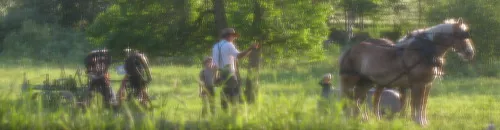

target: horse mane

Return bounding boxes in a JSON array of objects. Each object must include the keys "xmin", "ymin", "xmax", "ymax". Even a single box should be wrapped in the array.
[
  {"xmin": 394, "ymin": 21, "xmax": 445, "ymax": 64},
  {"xmin": 398, "ymin": 18, "xmax": 469, "ymax": 44},
  {"xmin": 394, "ymin": 19, "xmax": 468, "ymax": 73}
]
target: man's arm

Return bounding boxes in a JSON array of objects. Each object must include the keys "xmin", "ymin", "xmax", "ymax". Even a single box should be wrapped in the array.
[
  {"xmin": 236, "ymin": 43, "xmax": 259, "ymax": 58},
  {"xmin": 237, "ymin": 48, "xmax": 253, "ymax": 59}
]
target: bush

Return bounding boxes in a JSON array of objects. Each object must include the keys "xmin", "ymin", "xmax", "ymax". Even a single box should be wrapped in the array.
[{"xmin": 2, "ymin": 20, "xmax": 90, "ymax": 62}]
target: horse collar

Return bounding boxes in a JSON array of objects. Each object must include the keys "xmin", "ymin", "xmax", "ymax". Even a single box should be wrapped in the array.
[{"xmin": 415, "ymin": 33, "xmax": 434, "ymax": 44}]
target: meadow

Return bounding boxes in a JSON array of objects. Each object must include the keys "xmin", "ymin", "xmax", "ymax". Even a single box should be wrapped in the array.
[{"xmin": 0, "ymin": 57, "xmax": 498, "ymax": 130}]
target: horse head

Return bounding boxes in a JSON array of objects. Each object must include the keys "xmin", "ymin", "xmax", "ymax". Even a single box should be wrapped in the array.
[{"xmin": 427, "ymin": 18, "xmax": 475, "ymax": 61}]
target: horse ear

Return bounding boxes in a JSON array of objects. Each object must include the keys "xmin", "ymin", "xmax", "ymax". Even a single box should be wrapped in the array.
[{"xmin": 457, "ymin": 17, "xmax": 463, "ymax": 24}]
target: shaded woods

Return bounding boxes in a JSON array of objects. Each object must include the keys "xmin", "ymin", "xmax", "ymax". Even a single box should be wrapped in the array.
[{"xmin": 0, "ymin": 0, "xmax": 499, "ymax": 69}]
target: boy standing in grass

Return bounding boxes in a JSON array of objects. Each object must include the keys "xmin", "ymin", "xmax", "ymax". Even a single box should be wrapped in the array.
[
  {"xmin": 199, "ymin": 57, "xmax": 217, "ymax": 116},
  {"xmin": 319, "ymin": 73, "xmax": 334, "ymax": 99},
  {"xmin": 318, "ymin": 73, "xmax": 334, "ymax": 112},
  {"xmin": 317, "ymin": 73, "xmax": 335, "ymax": 113}
]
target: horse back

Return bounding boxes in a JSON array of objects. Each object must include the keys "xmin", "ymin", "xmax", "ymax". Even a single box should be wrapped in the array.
[{"xmin": 339, "ymin": 38, "xmax": 399, "ymax": 76}]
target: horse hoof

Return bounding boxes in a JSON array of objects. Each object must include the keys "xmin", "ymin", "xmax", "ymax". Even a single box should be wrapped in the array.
[
  {"xmin": 414, "ymin": 117, "xmax": 429, "ymax": 126},
  {"xmin": 361, "ymin": 113, "xmax": 369, "ymax": 121}
]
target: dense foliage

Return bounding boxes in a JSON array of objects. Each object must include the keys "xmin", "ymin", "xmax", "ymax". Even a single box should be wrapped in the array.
[
  {"xmin": 2, "ymin": 20, "xmax": 89, "ymax": 62},
  {"xmin": 87, "ymin": 0, "xmax": 333, "ymax": 60},
  {"xmin": 0, "ymin": 0, "xmax": 499, "ymax": 65}
]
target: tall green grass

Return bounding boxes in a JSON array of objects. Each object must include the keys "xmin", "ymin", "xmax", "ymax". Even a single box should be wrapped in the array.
[{"xmin": 0, "ymin": 59, "xmax": 499, "ymax": 129}]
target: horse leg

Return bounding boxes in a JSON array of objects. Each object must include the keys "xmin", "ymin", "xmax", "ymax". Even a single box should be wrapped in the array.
[
  {"xmin": 340, "ymin": 75, "xmax": 359, "ymax": 117},
  {"xmin": 422, "ymin": 84, "xmax": 431, "ymax": 125},
  {"xmin": 410, "ymin": 85, "xmax": 426, "ymax": 126},
  {"xmin": 399, "ymin": 87, "xmax": 408, "ymax": 117},
  {"xmin": 354, "ymin": 86, "xmax": 371, "ymax": 121},
  {"xmin": 372, "ymin": 86, "xmax": 383, "ymax": 120},
  {"xmin": 117, "ymin": 76, "xmax": 128, "ymax": 106},
  {"xmin": 117, "ymin": 85, "xmax": 126, "ymax": 106},
  {"xmin": 140, "ymin": 89, "xmax": 152, "ymax": 109}
]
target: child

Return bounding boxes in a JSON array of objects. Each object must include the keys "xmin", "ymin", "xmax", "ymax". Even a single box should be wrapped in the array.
[
  {"xmin": 317, "ymin": 73, "xmax": 335, "ymax": 113},
  {"xmin": 319, "ymin": 73, "xmax": 333, "ymax": 99},
  {"xmin": 199, "ymin": 57, "xmax": 217, "ymax": 116}
]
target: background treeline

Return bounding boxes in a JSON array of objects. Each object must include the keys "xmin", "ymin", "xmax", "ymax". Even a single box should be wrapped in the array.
[{"xmin": 0, "ymin": 0, "xmax": 499, "ymax": 69}]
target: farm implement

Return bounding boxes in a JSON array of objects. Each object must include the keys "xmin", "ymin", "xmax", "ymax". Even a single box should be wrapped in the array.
[{"xmin": 21, "ymin": 68, "xmax": 88, "ymax": 106}]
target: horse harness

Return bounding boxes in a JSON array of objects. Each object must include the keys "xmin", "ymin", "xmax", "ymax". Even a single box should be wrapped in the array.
[
  {"xmin": 341, "ymin": 33, "xmax": 449, "ymax": 87},
  {"xmin": 379, "ymin": 35, "xmax": 433, "ymax": 87},
  {"xmin": 380, "ymin": 30, "xmax": 470, "ymax": 86}
]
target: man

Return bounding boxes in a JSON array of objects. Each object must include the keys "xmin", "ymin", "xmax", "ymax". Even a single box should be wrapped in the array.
[
  {"xmin": 212, "ymin": 28, "xmax": 259, "ymax": 111},
  {"xmin": 84, "ymin": 49, "xmax": 116, "ymax": 107}
]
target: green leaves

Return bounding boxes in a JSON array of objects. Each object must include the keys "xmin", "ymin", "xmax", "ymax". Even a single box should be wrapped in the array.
[
  {"xmin": 2, "ymin": 20, "xmax": 90, "ymax": 62},
  {"xmin": 426, "ymin": 0, "xmax": 500, "ymax": 61},
  {"xmin": 86, "ymin": 0, "xmax": 332, "ymax": 60}
]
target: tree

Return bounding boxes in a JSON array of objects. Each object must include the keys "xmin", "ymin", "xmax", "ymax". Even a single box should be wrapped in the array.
[
  {"xmin": 213, "ymin": 0, "xmax": 228, "ymax": 32},
  {"xmin": 87, "ymin": 0, "xmax": 217, "ymax": 57},
  {"xmin": 339, "ymin": 0, "xmax": 380, "ymax": 42},
  {"xmin": 87, "ymin": 0, "xmax": 332, "ymax": 60},
  {"xmin": 244, "ymin": 0, "xmax": 265, "ymax": 104},
  {"xmin": 427, "ymin": 0, "xmax": 500, "ymax": 61}
]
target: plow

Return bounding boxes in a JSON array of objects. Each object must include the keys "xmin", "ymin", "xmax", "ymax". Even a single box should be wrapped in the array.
[
  {"xmin": 21, "ymin": 68, "xmax": 88, "ymax": 106},
  {"xmin": 19, "ymin": 49, "xmax": 155, "ymax": 109},
  {"xmin": 20, "ymin": 67, "xmax": 156, "ymax": 107}
]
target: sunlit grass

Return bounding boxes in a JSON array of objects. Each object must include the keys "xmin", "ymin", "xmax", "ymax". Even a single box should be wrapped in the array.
[{"xmin": 0, "ymin": 62, "xmax": 499, "ymax": 129}]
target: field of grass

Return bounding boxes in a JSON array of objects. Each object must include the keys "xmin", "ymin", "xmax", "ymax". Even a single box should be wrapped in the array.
[{"xmin": 0, "ymin": 60, "xmax": 499, "ymax": 130}]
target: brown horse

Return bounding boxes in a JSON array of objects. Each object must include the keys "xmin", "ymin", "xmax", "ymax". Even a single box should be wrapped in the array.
[
  {"xmin": 118, "ymin": 49, "xmax": 153, "ymax": 108},
  {"xmin": 339, "ymin": 18, "xmax": 475, "ymax": 126},
  {"xmin": 84, "ymin": 49, "xmax": 115, "ymax": 107}
]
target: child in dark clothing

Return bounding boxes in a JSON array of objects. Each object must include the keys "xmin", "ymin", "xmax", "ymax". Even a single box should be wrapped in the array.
[
  {"xmin": 199, "ymin": 57, "xmax": 217, "ymax": 116},
  {"xmin": 319, "ymin": 73, "xmax": 333, "ymax": 99},
  {"xmin": 317, "ymin": 73, "xmax": 335, "ymax": 113}
]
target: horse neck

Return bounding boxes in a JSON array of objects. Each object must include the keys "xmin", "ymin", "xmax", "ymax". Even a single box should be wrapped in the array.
[
  {"xmin": 400, "ymin": 38, "xmax": 444, "ymax": 56},
  {"xmin": 434, "ymin": 44, "xmax": 452, "ymax": 59}
]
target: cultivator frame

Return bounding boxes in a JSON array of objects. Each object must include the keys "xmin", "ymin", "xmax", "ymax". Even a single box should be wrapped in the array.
[{"xmin": 21, "ymin": 68, "xmax": 88, "ymax": 106}]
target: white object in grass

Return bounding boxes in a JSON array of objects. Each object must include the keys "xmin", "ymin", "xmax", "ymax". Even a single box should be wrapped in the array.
[{"xmin": 117, "ymin": 65, "xmax": 126, "ymax": 75}]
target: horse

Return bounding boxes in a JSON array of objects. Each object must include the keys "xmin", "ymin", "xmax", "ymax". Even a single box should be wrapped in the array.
[
  {"xmin": 84, "ymin": 49, "xmax": 115, "ymax": 107},
  {"xmin": 338, "ymin": 18, "xmax": 475, "ymax": 126},
  {"xmin": 118, "ymin": 49, "xmax": 153, "ymax": 108}
]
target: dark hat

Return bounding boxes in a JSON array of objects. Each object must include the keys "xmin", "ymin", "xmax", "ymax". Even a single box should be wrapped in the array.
[{"xmin": 220, "ymin": 28, "xmax": 240, "ymax": 38}]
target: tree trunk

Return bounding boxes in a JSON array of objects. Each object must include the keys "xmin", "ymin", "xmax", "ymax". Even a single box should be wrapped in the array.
[
  {"xmin": 213, "ymin": 0, "xmax": 228, "ymax": 32},
  {"xmin": 418, "ymin": 0, "xmax": 422, "ymax": 27},
  {"xmin": 345, "ymin": 9, "xmax": 355, "ymax": 43},
  {"xmin": 245, "ymin": 0, "xmax": 264, "ymax": 104},
  {"xmin": 360, "ymin": 11, "xmax": 364, "ymax": 31},
  {"xmin": 178, "ymin": 0, "xmax": 191, "ymax": 48}
]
